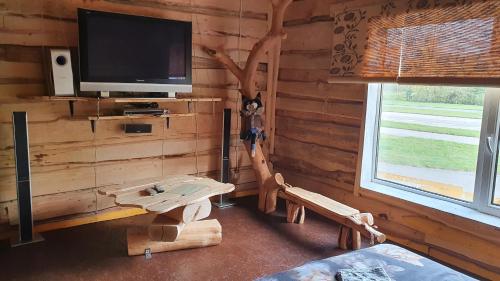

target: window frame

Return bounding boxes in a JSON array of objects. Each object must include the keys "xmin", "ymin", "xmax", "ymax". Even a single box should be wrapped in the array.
[
  {"xmin": 474, "ymin": 89, "xmax": 500, "ymax": 216},
  {"xmin": 361, "ymin": 83, "xmax": 500, "ymax": 218}
]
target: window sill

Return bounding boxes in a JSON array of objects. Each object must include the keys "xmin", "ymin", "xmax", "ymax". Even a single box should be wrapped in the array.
[{"xmin": 361, "ymin": 181, "xmax": 500, "ymax": 228}]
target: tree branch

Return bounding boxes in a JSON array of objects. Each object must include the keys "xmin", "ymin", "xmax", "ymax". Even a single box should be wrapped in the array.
[
  {"xmin": 242, "ymin": 0, "xmax": 292, "ymax": 99},
  {"xmin": 202, "ymin": 0, "xmax": 292, "ymax": 100},
  {"xmin": 242, "ymin": 33, "xmax": 284, "ymax": 99},
  {"xmin": 202, "ymin": 46, "xmax": 244, "ymax": 81}
]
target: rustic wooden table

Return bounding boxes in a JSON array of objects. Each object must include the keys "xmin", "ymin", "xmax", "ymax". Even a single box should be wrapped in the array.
[{"xmin": 99, "ymin": 175, "xmax": 235, "ymax": 256}]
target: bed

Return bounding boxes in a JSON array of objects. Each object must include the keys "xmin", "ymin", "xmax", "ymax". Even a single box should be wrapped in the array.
[{"xmin": 257, "ymin": 244, "xmax": 477, "ymax": 281}]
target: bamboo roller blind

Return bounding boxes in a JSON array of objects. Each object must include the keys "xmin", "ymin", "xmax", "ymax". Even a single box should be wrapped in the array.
[{"xmin": 342, "ymin": 0, "xmax": 500, "ymax": 85}]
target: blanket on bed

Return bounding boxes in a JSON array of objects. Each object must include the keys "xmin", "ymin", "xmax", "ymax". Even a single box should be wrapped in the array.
[{"xmin": 256, "ymin": 244, "xmax": 477, "ymax": 281}]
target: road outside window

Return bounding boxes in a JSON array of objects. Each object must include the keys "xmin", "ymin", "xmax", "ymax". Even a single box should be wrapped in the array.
[{"xmin": 375, "ymin": 84, "xmax": 484, "ymax": 202}]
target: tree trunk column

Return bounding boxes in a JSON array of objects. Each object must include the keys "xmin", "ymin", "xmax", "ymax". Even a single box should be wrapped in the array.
[{"xmin": 245, "ymin": 142, "xmax": 279, "ymax": 213}]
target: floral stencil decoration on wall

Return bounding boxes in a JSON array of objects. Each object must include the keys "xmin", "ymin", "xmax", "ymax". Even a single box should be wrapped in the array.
[{"xmin": 330, "ymin": 9, "xmax": 366, "ymax": 76}]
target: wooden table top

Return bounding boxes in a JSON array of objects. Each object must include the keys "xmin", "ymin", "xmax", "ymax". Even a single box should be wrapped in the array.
[{"xmin": 98, "ymin": 175, "xmax": 235, "ymax": 214}]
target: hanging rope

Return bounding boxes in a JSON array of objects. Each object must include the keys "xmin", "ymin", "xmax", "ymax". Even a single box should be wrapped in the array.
[
  {"xmin": 161, "ymin": 107, "xmax": 166, "ymax": 178},
  {"xmin": 192, "ymin": 0, "xmax": 244, "ymax": 177},
  {"xmin": 191, "ymin": 0, "xmax": 201, "ymax": 176},
  {"xmin": 194, "ymin": 101, "xmax": 200, "ymax": 176},
  {"xmin": 234, "ymin": 0, "xmax": 243, "ymax": 175}
]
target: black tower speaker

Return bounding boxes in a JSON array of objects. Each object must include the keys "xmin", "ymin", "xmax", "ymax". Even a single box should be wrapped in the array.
[
  {"xmin": 221, "ymin": 108, "xmax": 231, "ymax": 184},
  {"xmin": 12, "ymin": 112, "xmax": 35, "ymax": 243},
  {"xmin": 213, "ymin": 108, "xmax": 234, "ymax": 208}
]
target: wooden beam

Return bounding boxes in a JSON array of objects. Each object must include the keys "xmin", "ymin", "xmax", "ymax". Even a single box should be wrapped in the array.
[{"xmin": 354, "ymin": 88, "xmax": 368, "ymax": 196}]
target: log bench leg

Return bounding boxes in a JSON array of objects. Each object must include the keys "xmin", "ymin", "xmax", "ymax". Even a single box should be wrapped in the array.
[
  {"xmin": 339, "ymin": 226, "xmax": 349, "ymax": 250},
  {"xmin": 286, "ymin": 201, "xmax": 305, "ymax": 224},
  {"xmin": 338, "ymin": 226, "xmax": 361, "ymax": 250},
  {"xmin": 298, "ymin": 206, "xmax": 305, "ymax": 224},
  {"xmin": 352, "ymin": 229, "xmax": 361, "ymax": 250},
  {"xmin": 283, "ymin": 198, "xmax": 364, "ymax": 250}
]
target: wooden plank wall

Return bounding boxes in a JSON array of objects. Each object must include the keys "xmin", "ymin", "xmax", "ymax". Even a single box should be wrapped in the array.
[
  {"xmin": 0, "ymin": 0, "xmax": 269, "ymax": 229},
  {"xmin": 272, "ymin": 0, "xmax": 500, "ymax": 280}
]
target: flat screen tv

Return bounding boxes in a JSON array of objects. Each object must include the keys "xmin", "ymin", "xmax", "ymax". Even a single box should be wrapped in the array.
[{"xmin": 78, "ymin": 9, "xmax": 192, "ymax": 94}]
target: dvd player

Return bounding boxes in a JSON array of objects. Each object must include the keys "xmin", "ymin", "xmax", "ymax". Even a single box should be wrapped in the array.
[{"xmin": 123, "ymin": 108, "xmax": 169, "ymax": 116}]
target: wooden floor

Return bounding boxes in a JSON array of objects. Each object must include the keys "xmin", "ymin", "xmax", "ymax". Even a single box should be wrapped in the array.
[{"xmin": 0, "ymin": 197, "xmax": 355, "ymax": 281}]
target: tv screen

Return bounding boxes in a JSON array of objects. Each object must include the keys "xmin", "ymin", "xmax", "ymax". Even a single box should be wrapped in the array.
[{"xmin": 78, "ymin": 9, "xmax": 192, "ymax": 93}]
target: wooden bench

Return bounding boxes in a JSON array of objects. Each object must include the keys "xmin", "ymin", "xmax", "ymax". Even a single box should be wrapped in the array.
[
  {"xmin": 275, "ymin": 175, "xmax": 385, "ymax": 250},
  {"xmin": 99, "ymin": 175, "xmax": 235, "ymax": 256}
]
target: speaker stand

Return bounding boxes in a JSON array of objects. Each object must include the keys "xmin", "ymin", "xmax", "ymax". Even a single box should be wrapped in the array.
[
  {"xmin": 213, "ymin": 108, "xmax": 235, "ymax": 209},
  {"xmin": 11, "ymin": 233, "xmax": 44, "ymax": 247},
  {"xmin": 213, "ymin": 194, "xmax": 236, "ymax": 209}
]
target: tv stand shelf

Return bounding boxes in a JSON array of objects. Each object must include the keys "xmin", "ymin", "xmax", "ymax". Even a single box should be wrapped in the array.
[
  {"xmin": 86, "ymin": 113, "xmax": 196, "ymax": 132},
  {"xmin": 106, "ymin": 98, "xmax": 222, "ymax": 103},
  {"xmin": 21, "ymin": 96, "xmax": 222, "ymax": 103},
  {"xmin": 87, "ymin": 113, "xmax": 196, "ymax": 121},
  {"xmin": 19, "ymin": 96, "xmax": 222, "ymax": 124}
]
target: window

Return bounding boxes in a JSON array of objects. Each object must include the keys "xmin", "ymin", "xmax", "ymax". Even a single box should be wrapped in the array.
[{"xmin": 362, "ymin": 84, "xmax": 500, "ymax": 218}]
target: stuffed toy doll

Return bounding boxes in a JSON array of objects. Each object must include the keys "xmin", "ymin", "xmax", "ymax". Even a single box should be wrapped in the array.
[{"xmin": 240, "ymin": 93, "xmax": 266, "ymax": 157}]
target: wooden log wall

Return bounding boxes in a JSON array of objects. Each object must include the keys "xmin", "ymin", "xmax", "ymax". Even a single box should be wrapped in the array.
[
  {"xmin": 272, "ymin": 0, "xmax": 500, "ymax": 280},
  {"xmin": 0, "ymin": 0, "xmax": 270, "ymax": 231}
]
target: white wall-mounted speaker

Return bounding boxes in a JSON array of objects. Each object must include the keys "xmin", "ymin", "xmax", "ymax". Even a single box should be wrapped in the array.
[{"xmin": 49, "ymin": 49, "xmax": 75, "ymax": 96}]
